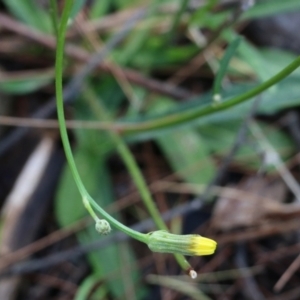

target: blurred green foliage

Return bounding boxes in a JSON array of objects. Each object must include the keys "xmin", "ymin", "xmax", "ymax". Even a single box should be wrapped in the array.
[{"xmin": 3, "ymin": 0, "xmax": 300, "ymax": 298}]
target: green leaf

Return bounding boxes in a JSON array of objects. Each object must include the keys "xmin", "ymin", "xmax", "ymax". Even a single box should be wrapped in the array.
[
  {"xmin": 88, "ymin": 76, "xmax": 125, "ymax": 113},
  {"xmin": 224, "ymin": 30, "xmax": 275, "ymax": 82},
  {"xmin": 3, "ymin": 0, "xmax": 51, "ymax": 32},
  {"xmin": 149, "ymin": 97, "xmax": 216, "ymax": 185},
  {"xmin": 243, "ymin": 0, "xmax": 300, "ymax": 20},
  {"xmin": 55, "ymin": 147, "xmax": 101, "ymax": 227},
  {"xmin": 200, "ymin": 120, "xmax": 294, "ymax": 170},
  {"xmin": 213, "ymin": 36, "xmax": 242, "ymax": 97},
  {"xmin": 79, "ymin": 226, "xmax": 140, "ymax": 299},
  {"xmin": 259, "ymin": 48, "xmax": 300, "ymax": 77},
  {"xmin": 189, "ymin": 0, "xmax": 220, "ymax": 28},
  {"xmin": 70, "ymin": 0, "xmax": 87, "ymax": 20},
  {"xmin": 0, "ymin": 70, "xmax": 54, "ymax": 95},
  {"xmin": 113, "ymin": 0, "xmax": 161, "ymax": 66},
  {"xmin": 190, "ymin": 9, "xmax": 227, "ymax": 29},
  {"xmin": 75, "ymin": 274, "xmax": 108, "ymax": 300},
  {"xmin": 113, "ymin": 0, "xmax": 142, "ymax": 9},
  {"xmin": 127, "ymin": 43, "xmax": 197, "ymax": 70},
  {"xmin": 90, "ymin": 1, "xmax": 111, "ymax": 19}
]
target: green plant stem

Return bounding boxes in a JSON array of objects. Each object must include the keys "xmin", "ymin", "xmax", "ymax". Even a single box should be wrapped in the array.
[
  {"xmin": 65, "ymin": 54, "xmax": 300, "ymax": 135},
  {"xmin": 84, "ymin": 87, "xmax": 191, "ymax": 272},
  {"xmin": 108, "ymin": 54, "xmax": 300, "ymax": 134},
  {"xmin": 54, "ymin": 0, "xmax": 146, "ymax": 244},
  {"xmin": 82, "ymin": 196, "xmax": 98, "ymax": 222},
  {"xmin": 113, "ymin": 137, "xmax": 167, "ymax": 230}
]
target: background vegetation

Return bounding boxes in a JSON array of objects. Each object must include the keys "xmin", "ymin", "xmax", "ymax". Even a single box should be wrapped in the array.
[{"xmin": 1, "ymin": 0, "xmax": 300, "ymax": 299}]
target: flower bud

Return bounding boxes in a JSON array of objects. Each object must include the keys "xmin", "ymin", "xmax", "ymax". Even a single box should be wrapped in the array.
[
  {"xmin": 95, "ymin": 219, "xmax": 111, "ymax": 235},
  {"xmin": 147, "ymin": 230, "xmax": 217, "ymax": 256}
]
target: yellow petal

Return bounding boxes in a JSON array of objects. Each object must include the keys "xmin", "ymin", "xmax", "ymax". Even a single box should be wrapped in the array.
[{"xmin": 189, "ymin": 236, "xmax": 217, "ymax": 255}]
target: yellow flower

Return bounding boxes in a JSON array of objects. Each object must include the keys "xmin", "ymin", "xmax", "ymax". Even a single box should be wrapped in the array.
[
  {"xmin": 189, "ymin": 236, "xmax": 217, "ymax": 255},
  {"xmin": 147, "ymin": 230, "xmax": 217, "ymax": 256}
]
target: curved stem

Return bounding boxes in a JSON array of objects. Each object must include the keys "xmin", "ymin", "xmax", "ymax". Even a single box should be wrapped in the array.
[
  {"xmin": 55, "ymin": 0, "xmax": 146, "ymax": 244},
  {"xmin": 54, "ymin": 55, "xmax": 300, "ymax": 135},
  {"xmin": 84, "ymin": 87, "xmax": 191, "ymax": 271},
  {"xmin": 110, "ymin": 55, "xmax": 300, "ymax": 134}
]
